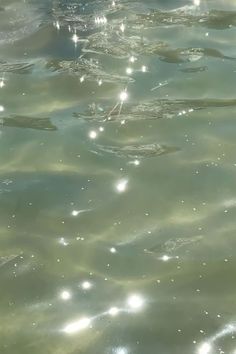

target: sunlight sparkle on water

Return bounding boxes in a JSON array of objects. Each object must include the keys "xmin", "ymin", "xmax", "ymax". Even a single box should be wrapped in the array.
[
  {"xmin": 120, "ymin": 23, "xmax": 125, "ymax": 32},
  {"xmin": 110, "ymin": 247, "xmax": 117, "ymax": 253},
  {"xmin": 72, "ymin": 33, "xmax": 79, "ymax": 44},
  {"xmin": 108, "ymin": 307, "xmax": 120, "ymax": 316},
  {"xmin": 0, "ymin": 80, "xmax": 5, "ymax": 88},
  {"xmin": 63, "ymin": 317, "xmax": 91, "ymax": 334},
  {"xmin": 0, "ymin": 105, "xmax": 4, "ymax": 112},
  {"xmin": 198, "ymin": 342, "xmax": 212, "ymax": 354},
  {"xmin": 161, "ymin": 255, "xmax": 170, "ymax": 262},
  {"xmin": 89, "ymin": 130, "xmax": 97, "ymax": 139},
  {"xmin": 141, "ymin": 65, "xmax": 147, "ymax": 72},
  {"xmin": 71, "ymin": 210, "xmax": 80, "ymax": 216},
  {"xmin": 81, "ymin": 281, "xmax": 92, "ymax": 290},
  {"xmin": 127, "ymin": 294, "xmax": 144, "ymax": 311},
  {"xmin": 194, "ymin": 0, "xmax": 200, "ymax": 5},
  {"xmin": 60, "ymin": 290, "xmax": 72, "ymax": 301},
  {"xmin": 113, "ymin": 347, "xmax": 129, "ymax": 354},
  {"xmin": 116, "ymin": 179, "xmax": 128, "ymax": 193},
  {"xmin": 119, "ymin": 90, "xmax": 128, "ymax": 102},
  {"xmin": 126, "ymin": 67, "xmax": 133, "ymax": 75}
]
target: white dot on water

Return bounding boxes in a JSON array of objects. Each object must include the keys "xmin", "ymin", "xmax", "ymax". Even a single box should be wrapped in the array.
[
  {"xmin": 108, "ymin": 307, "xmax": 119, "ymax": 316},
  {"xmin": 0, "ymin": 105, "xmax": 4, "ymax": 112},
  {"xmin": 161, "ymin": 255, "xmax": 170, "ymax": 262},
  {"xmin": 141, "ymin": 65, "xmax": 147, "ymax": 72},
  {"xmin": 63, "ymin": 317, "xmax": 91, "ymax": 334},
  {"xmin": 60, "ymin": 290, "xmax": 72, "ymax": 301},
  {"xmin": 119, "ymin": 90, "xmax": 128, "ymax": 102},
  {"xmin": 115, "ymin": 179, "xmax": 128, "ymax": 193},
  {"xmin": 110, "ymin": 247, "xmax": 117, "ymax": 253},
  {"xmin": 126, "ymin": 67, "xmax": 133, "ymax": 75},
  {"xmin": 129, "ymin": 56, "xmax": 136, "ymax": 63},
  {"xmin": 127, "ymin": 294, "xmax": 144, "ymax": 310},
  {"xmin": 120, "ymin": 23, "xmax": 125, "ymax": 32},
  {"xmin": 81, "ymin": 281, "xmax": 92, "ymax": 290},
  {"xmin": 72, "ymin": 33, "xmax": 79, "ymax": 43},
  {"xmin": 71, "ymin": 210, "xmax": 79, "ymax": 216},
  {"xmin": 198, "ymin": 342, "xmax": 212, "ymax": 354},
  {"xmin": 89, "ymin": 130, "xmax": 97, "ymax": 139}
]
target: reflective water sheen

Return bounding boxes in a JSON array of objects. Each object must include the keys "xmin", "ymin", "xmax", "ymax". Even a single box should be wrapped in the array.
[{"xmin": 1, "ymin": 0, "xmax": 236, "ymax": 353}]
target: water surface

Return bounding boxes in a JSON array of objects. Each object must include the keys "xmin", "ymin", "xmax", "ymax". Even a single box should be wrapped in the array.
[{"xmin": 1, "ymin": 1, "xmax": 236, "ymax": 353}]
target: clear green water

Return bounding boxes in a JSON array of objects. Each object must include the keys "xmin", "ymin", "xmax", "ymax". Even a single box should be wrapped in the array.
[{"xmin": 1, "ymin": 1, "xmax": 236, "ymax": 353}]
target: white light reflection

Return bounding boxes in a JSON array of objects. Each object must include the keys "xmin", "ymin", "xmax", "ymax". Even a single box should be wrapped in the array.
[
  {"xmin": 59, "ymin": 237, "xmax": 69, "ymax": 246},
  {"xmin": 95, "ymin": 16, "xmax": 107, "ymax": 25},
  {"xmin": 54, "ymin": 21, "xmax": 60, "ymax": 30},
  {"xmin": 63, "ymin": 317, "xmax": 91, "ymax": 334},
  {"xmin": 81, "ymin": 281, "xmax": 92, "ymax": 290},
  {"xmin": 0, "ymin": 79, "xmax": 5, "ymax": 88},
  {"xmin": 113, "ymin": 347, "xmax": 129, "ymax": 354},
  {"xmin": 108, "ymin": 307, "xmax": 120, "ymax": 316},
  {"xmin": 115, "ymin": 179, "xmax": 128, "ymax": 193},
  {"xmin": 72, "ymin": 33, "xmax": 79, "ymax": 44},
  {"xmin": 194, "ymin": 0, "xmax": 200, "ymax": 6},
  {"xmin": 127, "ymin": 294, "xmax": 144, "ymax": 311},
  {"xmin": 126, "ymin": 67, "xmax": 133, "ymax": 75},
  {"xmin": 60, "ymin": 290, "xmax": 72, "ymax": 301},
  {"xmin": 110, "ymin": 247, "xmax": 117, "ymax": 253},
  {"xmin": 0, "ymin": 105, "xmax": 4, "ymax": 112},
  {"xmin": 89, "ymin": 130, "xmax": 97, "ymax": 139},
  {"xmin": 71, "ymin": 210, "xmax": 79, "ymax": 216},
  {"xmin": 119, "ymin": 90, "xmax": 128, "ymax": 102},
  {"xmin": 129, "ymin": 56, "xmax": 137, "ymax": 63},
  {"xmin": 161, "ymin": 255, "xmax": 170, "ymax": 262},
  {"xmin": 120, "ymin": 23, "xmax": 125, "ymax": 32},
  {"xmin": 141, "ymin": 65, "xmax": 147, "ymax": 72},
  {"xmin": 198, "ymin": 342, "xmax": 212, "ymax": 354}
]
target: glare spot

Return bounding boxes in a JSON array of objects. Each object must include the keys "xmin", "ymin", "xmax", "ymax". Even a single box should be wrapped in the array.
[
  {"xmin": 55, "ymin": 21, "xmax": 60, "ymax": 30},
  {"xmin": 63, "ymin": 317, "xmax": 91, "ymax": 334},
  {"xmin": 80, "ymin": 75, "xmax": 85, "ymax": 83},
  {"xmin": 95, "ymin": 16, "xmax": 107, "ymax": 25},
  {"xmin": 126, "ymin": 67, "xmax": 133, "ymax": 75},
  {"xmin": 116, "ymin": 179, "xmax": 128, "ymax": 193},
  {"xmin": 110, "ymin": 247, "xmax": 117, "ymax": 253},
  {"xmin": 81, "ymin": 281, "xmax": 92, "ymax": 290},
  {"xmin": 71, "ymin": 210, "xmax": 79, "ymax": 216},
  {"xmin": 99, "ymin": 126, "xmax": 104, "ymax": 132},
  {"xmin": 161, "ymin": 255, "xmax": 170, "ymax": 262},
  {"xmin": 108, "ymin": 307, "xmax": 119, "ymax": 316},
  {"xmin": 120, "ymin": 23, "xmax": 125, "ymax": 32},
  {"xmin": 129, "ymin": 56, "xmax": 137, "ymax": 63},
  {"xmin": 113, "ymin": 347, "xmax": 129, "ymax": 354},
  {"xmin": 72, "ymin": 33, "xmax": 79, "ymax": 44},
  {"xmin": 119, "ymin": 90, "xmax": 128, "ymax": 102},
  {"xmin": 194, "ymin": 0, "xmax": 200, "ymax": 6},
  {"xmin": 98, "ymin": 79, "xmax": 103, "ymax": 86},
  {"xmin": 60, "ymin": 290, "xmax": 72, "ymax": 301},
  {"xmin": 59, "ymin": 237, "xmax": 69, "ymax": 246},
  {"xmin": 127, "ymin": 294, "xmax": 144, "ymax": 311},
  {"xmin": 141, "ymin": 65, "xmax": 147, "ymax": 72},
  {"xmin": 89, "ymin": 130, "xmax": 97, "ymax": 139},
  {"xmin": 198, "ymin": 342, "xmax": 212, "ymax": 354},
  {"xmin": 0, "ymin": 105, "xmax": 4, "ymax": 112},
  {"xmin": 0, "ymin": 80, "xmax": 5, "ymax": 88}
]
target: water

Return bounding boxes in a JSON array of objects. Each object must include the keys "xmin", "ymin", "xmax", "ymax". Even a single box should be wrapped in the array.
[{"xmin": 1, "ymin": 0, "xmax": 236, "ymax": 353}]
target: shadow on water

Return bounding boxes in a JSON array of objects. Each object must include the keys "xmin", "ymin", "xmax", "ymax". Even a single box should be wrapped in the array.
[
  {"xmin": 73, "ymin": 98, "xmax": 236, "ymax": 122},
  {"xmin": 1, "ymin": 116, "xmax": 57, "ymax": 131}
]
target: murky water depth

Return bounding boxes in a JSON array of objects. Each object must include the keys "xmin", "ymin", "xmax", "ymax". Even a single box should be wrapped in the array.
[{"xmin": 1, "ymin": 0, "xmax": 236, "ymax": 353}]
